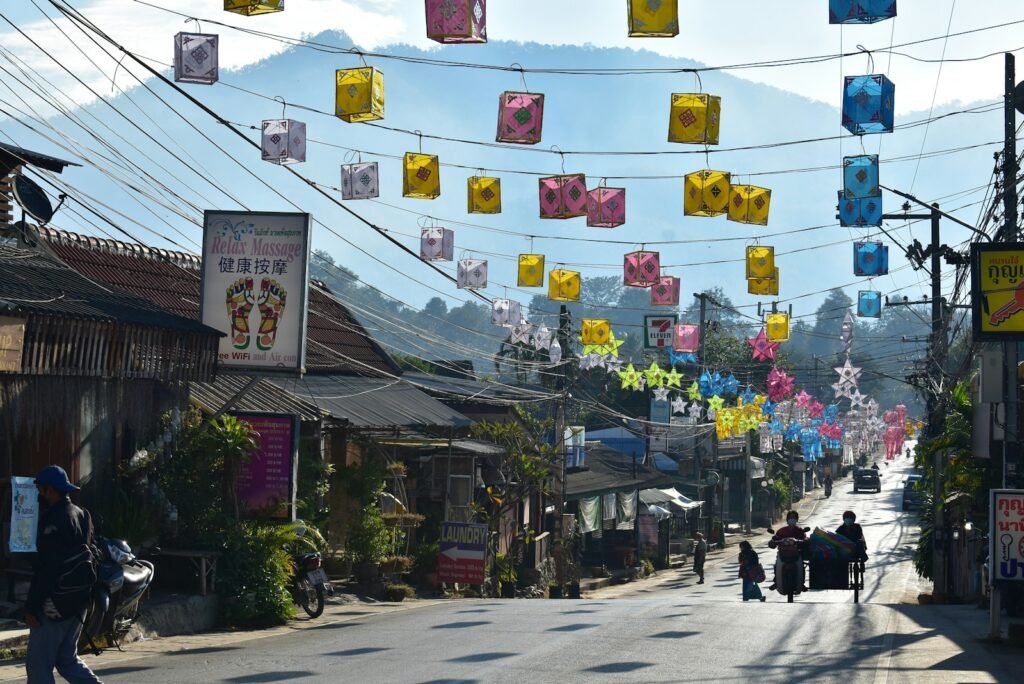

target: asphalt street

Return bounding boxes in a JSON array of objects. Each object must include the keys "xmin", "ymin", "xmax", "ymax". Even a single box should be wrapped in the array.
[{"xmin": 11, "ymin": 460, "xmax": 1024, "ymax": 683}]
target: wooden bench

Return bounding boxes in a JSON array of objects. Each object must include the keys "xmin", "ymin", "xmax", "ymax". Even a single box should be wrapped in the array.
[{"xmin": 159, "ymin": 549, "xmax": 222, "ymax": 596}]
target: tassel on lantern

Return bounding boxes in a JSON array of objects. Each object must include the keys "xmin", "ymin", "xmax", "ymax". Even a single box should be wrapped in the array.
[
  {"xmin": 496, "ymin": 91, "xmax": 544, "ymax": 144},
  {"xmin": 669, "ymin": 94, "xmax": 721, "ymax": 145},
  {"xmin": 627, "ymin": 0, "xmax": 680, "ymax": 37},
  {"xmin": 335, "ymin": 67, "xmax": 385, "ymax": 123},
  {"xmin": 548, "ymin": 268, "xmax": 581, "ymax": 302},
  {"xmin": 539, "ymin": 174, "xmax": 587, "ymax": 219},
  {"xmin": 261, "ymin": 119, "xmax": 305, "ymax": 165},
  {"xmin": 684, "ymin": 170, "xmax": 731, "ymax": 217},
  {"xmin": 403, "ymin": 152, "xmax": 441, "ymax": 199},
  {"xmin": 518, "ymin": 254, "xmax": 545, "ymax": 287},
  {"xmin": 729, "ymin": 185, "xmax": 771, "ymax": 225},
  {"xmin": 174, "ymin": 33, "xmax": 218, "ymax": 85},
  {"xmin": 426, "ymin": 0, "xmax": 487, "ymax": 43},
  {"xmin": 341, "ymin": 162, "xmax": 379, "ymax": 200}
]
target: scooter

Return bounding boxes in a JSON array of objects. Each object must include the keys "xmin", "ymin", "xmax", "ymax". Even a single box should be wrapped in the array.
[
  {"xmin": 290, "ymin": 549, "xmax": 332, "ymax": 618},
  {"xmin": 767, "ymin": 527, "xmax": 811, "ymax": 603},
  {"xmin": 79, "ymin": 536, "xmax": 155, "ymax": 653}
]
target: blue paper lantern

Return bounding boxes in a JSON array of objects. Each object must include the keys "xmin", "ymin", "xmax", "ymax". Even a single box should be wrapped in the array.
[
  {"xmin": 854, "ymin": 242, "xmax": 889, "ymax": 276},
  {"xmin": 858, "ymin": 290, "xmax": 882, "ymax": 318},
  {"xmin": 829, "ymin": 0, "xmax": 896, "ymax": 25},
  {"xmin": 843, "ymin": 155, "xmax": 879, "ymax": 199},
  {"xmin": 838, "ymin": 191, "xmax": 882, "ymax": 227},
  {"xmin": 842, "ymin": 74, "xmax": 895, "ymax": 135},
  {"xmin": 669, "ymin": 350, "xmax": 698, "ymax": 365},
  {"xmin": 723, "ymin": 374, "xmax": 739, "ymax": 396}
]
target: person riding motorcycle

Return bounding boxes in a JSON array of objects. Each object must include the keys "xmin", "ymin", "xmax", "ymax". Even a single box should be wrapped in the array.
[
  {"xmin": 835, "ymin": 511, "xmax": 867, "ymax": 561},
  {"xmin": 768, "ymin": 510, "xmax": 808, "ymax": 592}
]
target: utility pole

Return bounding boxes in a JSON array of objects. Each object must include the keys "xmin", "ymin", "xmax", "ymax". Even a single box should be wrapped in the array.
[
  {"xmin": 694, "ymin": 292, "xmax": 711, "ymax": 538},
  {"xmin": 553, "ymin": 304, "xmax": 570, "ymax": 585}
]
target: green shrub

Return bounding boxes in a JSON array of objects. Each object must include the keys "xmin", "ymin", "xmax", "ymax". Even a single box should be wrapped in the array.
[
  {"xmin": 345, "ymin": 504, "xmax": 392, "ymax": 565},
  {"xmin": 217, "ymin": 522, "xmax": 298, "ymax": 627},
  {"xmin": 642, "ymin": 559, "xmax": 655, "ymax": 576},
  {"xmin": 384, "ymin": 583, "xmax": 415, "ymax": 602},
  {"xmin": 412, "ymin": 541, "xmax": 439, "ymax": 576}
]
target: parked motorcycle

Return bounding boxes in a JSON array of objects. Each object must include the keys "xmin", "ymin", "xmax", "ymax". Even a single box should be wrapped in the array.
[
  {"xmin": 79, "ymin": 536, "xmax": 155, "ymax": 653},
  {"xmin": 290, "ymin": 549, "xmax": 331, "ymax": 618}
]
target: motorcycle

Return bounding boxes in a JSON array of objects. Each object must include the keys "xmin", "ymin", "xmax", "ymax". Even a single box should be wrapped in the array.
[
  {"xmin": 79, "ymin": 536, "xmax": 155, "ymax": 653},
  {"xmin": 767, "ymin": 527, "xmax": 811, "ymax": 603},
  {"xmin": 290, "ymin": 549, "xmax": 332, "ymax": 618},
  {"xmin": 824, "ymin": 482, "xmax": 833, "ymax": 498}
]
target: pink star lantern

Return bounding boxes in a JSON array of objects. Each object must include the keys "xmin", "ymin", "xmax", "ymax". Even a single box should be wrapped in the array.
[
  {"xmin": 746, "ymin": 328, "xmax": 779, "ymax": 363},
  {"xmin": 808, "ymin": 400, "xmax": 824, "ymax": 418},
  {"xmin": 766, "ymin": 367, "xmax": 795, "ymax": 402},
  {"xmin": 794, "ymin": 390, "xmax": 813, "ymax": 409}
]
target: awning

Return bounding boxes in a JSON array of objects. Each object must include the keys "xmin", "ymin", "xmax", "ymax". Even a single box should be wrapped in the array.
[
  {"xmin": 640, "ymin": 487, "xmax": 703, "ymax": 513},
  {"xmin": 190, "ymin": 375, "xmax": 325, "ymax": 422}
]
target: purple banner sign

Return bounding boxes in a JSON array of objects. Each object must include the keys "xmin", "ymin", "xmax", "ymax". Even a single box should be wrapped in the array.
[{"xmin": 231, "ymin": 413, "xmax": 297, "ymax": 519}]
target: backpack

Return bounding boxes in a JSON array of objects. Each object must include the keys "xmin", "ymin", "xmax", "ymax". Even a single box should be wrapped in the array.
[{"xmin": 50, "ymin": 509, "xmax": 98, "ymax": 620}]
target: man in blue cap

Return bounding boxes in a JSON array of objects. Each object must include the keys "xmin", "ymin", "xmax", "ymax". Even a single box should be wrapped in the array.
[{"xmin": 25, "ymin": 465, "xmax": 101, "ymax": 684}]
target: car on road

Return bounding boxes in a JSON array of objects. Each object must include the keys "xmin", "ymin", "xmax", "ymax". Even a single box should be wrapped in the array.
[
  {"xmin": 853, "ymin": 468, "xmax": 881, "ymax": 493},
  {"xmin": 902, "ymin": 473, "xmax": 923, "ymax": 511}
]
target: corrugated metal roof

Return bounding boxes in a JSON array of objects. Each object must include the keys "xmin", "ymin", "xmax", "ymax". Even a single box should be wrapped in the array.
[
  {"xmin": 189, "ymin": 375, "xmax": 326, "ymax": 422},
  {"xmin": 404, "ymin": 371, "xmax": 544, "ymax": 403},
  {"xmin": 37, "ymin": 227, "xmax": 399, "ymax": 376},
  {"xmin": 566, "ymin": 444, "xmax": 675, "ymax": 499},
  {"xmin": 0, "ymin": 143, "xmax": 80, "ymax": 173},
  {"xmin": 0, "ymin": 245, "xmax": 220, "ymax": 335},
  {"xmin": 281, "ymin": 375, "xmax": 472, "ymax": 429}
]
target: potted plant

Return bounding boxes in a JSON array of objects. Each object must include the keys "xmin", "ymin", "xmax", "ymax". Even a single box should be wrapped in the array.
[
  {"xmin": 496, "ymin": 552, "xmax": 517, "ymax": 599},
  {"xmin": 548, "ymin": 582, "xmax": 563, "ymax": 599},
  {"xmin": 412, "ymin": 541, "xmax": 440, "ymax": 589},
  {"xmin": 380, "ymin": 555, "xmax": 412, "ymax": 576},
  {"xmin": 346, "ymin": 504, "xmax": 391, "ymax": 584}
]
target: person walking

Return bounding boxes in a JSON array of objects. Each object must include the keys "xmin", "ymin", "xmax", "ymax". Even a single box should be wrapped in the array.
[
  {"xmin": 738, "ymin": 540, "xmax": 765, "ymax": 602},
  {"xmin": 25, "ymin": 465, "xmax": 102, "ymax": 684},
  {"xmin": 692, "ymin": 532, "xmax": 707, "ymax": 584}
]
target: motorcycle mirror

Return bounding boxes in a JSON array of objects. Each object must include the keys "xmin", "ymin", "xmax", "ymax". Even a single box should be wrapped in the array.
[
  {"xmin": 766, "ymin": 527, "xmax": 775, "ymax": 534},
  {"xmin": 803, "ymin": 527, "xmax": 811, "ymax": 532}
]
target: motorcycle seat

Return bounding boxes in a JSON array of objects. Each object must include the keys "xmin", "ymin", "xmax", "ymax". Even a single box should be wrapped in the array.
[{"xmin": 121, "ymin": 563, "xmax": 152, "ymax": 586}]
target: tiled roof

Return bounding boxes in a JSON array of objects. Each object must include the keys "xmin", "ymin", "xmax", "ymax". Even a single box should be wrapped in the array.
[{"xmin": 37, "ymin": 227, "xmax": 400, "ymax": 376}]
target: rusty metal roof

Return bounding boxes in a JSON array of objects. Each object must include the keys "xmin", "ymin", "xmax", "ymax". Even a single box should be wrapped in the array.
[
  {"xmin": 0, "ymin": 143, "xmax": 80, "ymax": 174},
  {"xmin": 37, "ymin": 227, "xmax": 400, "ymax": 376},
  {"xmin": 189, "ymin": 375, "xmax": 326, "ymax": 423}
]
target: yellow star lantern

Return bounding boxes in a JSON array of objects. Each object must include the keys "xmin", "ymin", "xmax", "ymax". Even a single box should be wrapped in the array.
[
  {"xmin": 664, "ymin": 367, "xmax": 683, "ymax": 388},
  {"xmin": 707, "ymin": 395, "xmax": 725, "ymax": 412},
  {"xmin": 618, "ymin": 363, "xmax": 642, "ymax": 390},
  {"xmin": 687, "ymin": 381, "xmax": 703, "ymax": 402},
  {"xmin": 644, "ymin": 362, "xmax": 666, "ymax": 388},
  {"xmin": 753, "ymin": 394, "xmax": 767, "ymax": 406},
  {"xmin": 585, "ymin": 331, "xmax": 624, "ymax": 357}
]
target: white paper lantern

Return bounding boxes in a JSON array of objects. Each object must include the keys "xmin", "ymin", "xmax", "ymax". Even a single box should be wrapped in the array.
[
  {"xmin": 491, "ymin": 298, "xmax": 522, "ymax": 327},
  {"xmin": 341, "ymin": 162, "xmax": 379, "ymax": 199},
  {"xmin": 174, "ymin": 32, "xmax": 218, "ymax": 85},
  {"xmin": 457, "ymin": 259, "xmax": 488, "ymax": 289},
  {"xmin": 261, "ymin": 119, "xmax": 306, "ymax": 165},
  {"xmin": 420, "ymin": 227, "xmax": 454, "ymax": 261},
  {"xmin": 548, "ymin": 340, "xmax": 562, "ymax": 364}
]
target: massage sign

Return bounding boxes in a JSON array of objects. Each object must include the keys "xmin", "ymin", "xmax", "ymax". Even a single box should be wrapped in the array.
[{"xmin": 200, "ymin": 211, "xmax": 312, "ymax": 372}]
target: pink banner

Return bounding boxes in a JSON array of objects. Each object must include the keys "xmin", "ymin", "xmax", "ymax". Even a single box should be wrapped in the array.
[{"xmin": 232, "ymin": 413, "xmax": 296, "ymax": 519}]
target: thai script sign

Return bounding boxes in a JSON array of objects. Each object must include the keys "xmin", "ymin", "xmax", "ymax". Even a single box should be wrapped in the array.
[
  {"xmin": 438, "ymin": 521, "xmax": 487, "ymax": 584},
  {"xmin": 0, "ymin": 316, "xmax": 25, "ymax": 373},
  {"xmin": 990, "ymin": 489, "xmax": 1024, "ymax": 582},
  {"xmin": 645, "ymin": 314, "xmax": 677, "ymax": 349},
  {"xmin": 201, "ymin": 211, "xmax": 311, "ymax": 372},
  {"xmin": 971, "ymin": 243, "xmax": 1024, "ymax": 340},
  {"xmin": 231, "ymin": 412, "xmax": 298, "ymax": 520},
  {"xmin": 9, "ymin": 476, "xmax": 39, "ymax": 553}
]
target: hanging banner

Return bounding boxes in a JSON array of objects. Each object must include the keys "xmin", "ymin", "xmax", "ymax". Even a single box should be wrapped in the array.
[
  {"xmin": 991, "ymin": 489, "xmax": 1024, "ymax": 582},
  {"xmin": 9, "ymin": 476, "xmax": 39, "ymax": 553},
  {"xmin": 644, "ymin": 314, "xmax": 678, "ymax": 349},
  {"xmin": 201, "ymin": 211, "xmax": 311, "ymax": 372},
  {"xmin": 231, "ymin": 412, "xmax": 299, "ymax": 520},
  {"xmin": 971, "ymin": 243, "xmax": 1024, "ymax": 341}
]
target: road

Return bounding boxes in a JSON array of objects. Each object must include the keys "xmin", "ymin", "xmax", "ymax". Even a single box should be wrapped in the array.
[{"xmin": 10, "ymin": 460, "xmax": 1024, "ymax": 683}]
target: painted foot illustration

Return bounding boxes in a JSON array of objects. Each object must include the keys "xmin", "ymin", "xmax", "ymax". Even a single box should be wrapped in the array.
[
  {"xmin": 256, "ymin": 278, "xmax": 287, "ymax": 351},
  {"xmin": 225, "ymin": 277, "xmax": 255, "ymax": 350}
]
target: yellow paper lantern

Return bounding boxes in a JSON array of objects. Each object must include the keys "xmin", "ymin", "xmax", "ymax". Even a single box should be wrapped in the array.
[
  {"xmin": 748, "ymin": 268, "xmax": 780, "ymax": 296},
  {"xmin": 729, "ymin": 185, "xmax": 771, "ymax": 225},
  {"xmin": 548, "ymin": 268, "xmax": 581, "ymax": 302},
  {"xmin": 224, "ymin": 0, "xmax": 283, "ymax": 16},
  {"xmin": 766, "ymin": 312, "xmax": 790, "ymax": 342},
  {"xmin": 518, "ymin": 254, "xmax": 545, "ymax": 287},
  {"xmin": 467, "ymin": 176, "xmax": 501, "ymax": 214},
  {"xmin": 669, "ymin": 93, "xmax": 721, "ymax": 144},
  {"xmin": 335, "ymin": 67, "xmax": 385, "ymax": 123},
  {"xmin": 684, "ymin": 170, "xmax": 731, "ymax": 217},
  {"xmin": 581, "ymin": 319, "xmax": 611, "ymax": 346},
  {"xmin": 627, "ymin": 0, "xmax": 679, "ymax": 37},
  {"xmin": 745, "ymin": 246, "xmax": 775, "ymax": 279},
  {"xmin": 403, "ymin": 152, "xmax": 441, "ymax": 199}
]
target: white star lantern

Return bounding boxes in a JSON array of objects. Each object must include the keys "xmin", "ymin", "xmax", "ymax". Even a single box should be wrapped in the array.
[
  {"xmin": 834, "ymin": 359, "xmax": 862, "ymax": 385},
  {"xmin": 510, "ymin": 323, "xmax": 533, "ymax": 345},
  {"xmin": 533, "ymin": 324, "xmax": 552, "ymax": 351},
  {"xmin": 671, "ymin": 395, "xmax": 687, "ymax": 415},
  {"xmin": 653, "ymin": 387, "xmax": 670, "ymax": 402},
  {"xmin": 688, "ymin": 402, "xmax": 704, "ymax": 420}
]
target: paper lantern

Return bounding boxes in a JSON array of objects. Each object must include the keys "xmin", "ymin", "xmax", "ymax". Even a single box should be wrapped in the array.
[
  {"xmin": 729, "ymin": 185, "xmax": 771, "ymax": 225},
  {"xmin": 623, "ymin": 250, "xmax": 661, "ymax": 287},
  {"xmin": 766, "ymin": 313, "xmax": 790, "ymax": 342},
  {"xmin": 684, "ymin": 170, "xmax": 731, "ymax": 217},
  {"xmin": 426, "ymin": 0, "xmax": 487, "ymax": 44},
  {"xmin": 838, "ymin": 192, "xmax": 883, "ymax": 227},
  {"xmin": 518, "ymin": 254, "xmax": 545, "ymax": 287},
  {"xmin": 858, "ymin": 290, "xmax": 882, "ymax": 318},
  {"xmin": 261, "ymin": 119, "xmax": 305, "ymax": 165},
  {"xmin": 843, "ymin": 155, "xmax": 880, "ymax": 199},
  {"xmin": 668, "ymin": 94, "xmax": 721, "ymax": 145},
  {"xmin": 587, "ymin": 187, "xmax": 626, "ymax": 228},
  {"xmin": 403, "ymin": 152, "xmax": 441, "ymax": 199},
  {"xmin": 335, "ymin": 68, "xmax": 385, "ymax": 123},
  {"xmin": 829, "ymin": 0, "xmax": 896, "ymax": 24},
  {"xmin": 341, "ymin": 162, "xmax": 379, "ymax": 200},
  {"xmin": 581, "ymin": 319, "xmax": 611, "ymax": 346},
  {"xmin": 548, "ymin": 268, "xmax": 581, "ymax": 302},
  {"xmin": 492, "ymin": 298, "xmax": 522, "ymax": 327},
  {"xmin": 467, "ymin": 176, "xmax": 501, "ymax": 214},
  {"xmin": 419, "ymin": 227, "xmax": 454, "ymax": 261},
  {"xmin": 854, "ymin": 242, "xmax": 889, "ymax": 276},
  {"xmin": 539, "ymin": 174, "xmax": 587, "ymax": 219},
  {"xmin": 496, "ymin": 91, "xmax": 544, "ymax": 145},
  {"xmin": 748, "ymin": 268, "xmax": 780, "ymax": 296},
  {"xmin": 673, "ymin": 323, "xmax": 700, "ymax": 352},
  {"xmin": 651, "ymin": 276, "xmax": 680, "ymax": 306},
  {"xmin": 842, "ymin": 74, "xmax": 895, "ymax": 135},
  {"xmin": 224, "ymin": 0, "xmax": 283, "ymax": 16},
  {"xmin": 628, "ymin": 0, "xmax": 679, "ymax": 37},
  {"xmin": 745, "ymin": 246, "xmax": 775, "ymax": 280},
  {"xmin": 457, "ymin": 259, "xmax": 488, "ymax": 289},
  {"xmin": 174, "ymin": 33, "xmax": 218, "ymax": 85}
]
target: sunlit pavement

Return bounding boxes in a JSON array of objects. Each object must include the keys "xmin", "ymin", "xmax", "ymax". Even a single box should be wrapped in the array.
[{"xmin": 5, "ymin": 460, "xmax": 1023, "ymax": 683}]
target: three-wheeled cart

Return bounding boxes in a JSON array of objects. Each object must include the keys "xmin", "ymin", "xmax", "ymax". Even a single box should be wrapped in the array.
[{"xmin": 809, "ymin": 558, "xmax": 866, "ymax": 603}]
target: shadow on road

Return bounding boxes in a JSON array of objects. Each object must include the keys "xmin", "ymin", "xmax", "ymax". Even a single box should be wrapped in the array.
[
  {"xmin": 446, "ymin": 652, "xmax": 518, "ymax": 663},
  {"xmin": 165, "ymin": 646, "xmax": 242, "ymax": 656},
  {"xmin": 327, "ymin": 647, "xmax": 390, "ymax": 657},
  {"xmin": 222, "ymin": 671, "xmax": 316, "ymax": 682},
  {"xmin": 583, "ymin": 661, "xmax": 654, "ymax": 674},
  {"xmin": 547, "ymin": 623, "xmax": 599, "ymax": 632},
  {"xmin": 649, "ymin": 630, "xmax": 698, "ymax": 639},
  {"xmin": 431, "ymin": 621, "xmax": 492, "ymax": 629}
]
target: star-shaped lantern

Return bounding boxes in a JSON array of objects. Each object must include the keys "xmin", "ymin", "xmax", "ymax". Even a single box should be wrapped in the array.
[
  {"xmin": 652, "ymin": 387, "xmax": 671, "ymax": 402},
  {"xmin": 794, "ymin": 390, "xmax": 813, "ymax": 408},
  {"xmin": 834, "ymin": 359, "xmax": 862, "ymax": 386},
  {"xmin": 671, "ymin": 395, "xmax": 688, "ymax": 415},
  {"xmin": 746, "ymin": 327, "xmax": 779, "ymax": 362},
  {"xmin": 669, "ymin": 350, "xmax": 698, "ymax": 365},
  {"xmin": 849, "ymin": 389, "xmax": 866, "ymax": 407},
  {"xmin": 740, "ymin": 386, "xmax": 758, "ymax": 406},
  {"xmin": 664, "ymin": 367, "xmax": 683, "ymax": 388},
  {"xmin": 687, "ymin": 381, "xmax": 703, "ymax": 402},
  {"xmin": 644, "ymin": 362, "xmax": 666, "ymax": 388},
  {"xmin": 584, "ymin": 331, "xmax": 624, "ymax": 358},
  {"xmin": 510, "ymin": 323, "xmax": 533, "ymax": 345},
  {"xmin": 707, "ymin": 395, "xmax": 725, "ymax": 412},
  {"xmin": 618, "ymin": 363, "xmax": 642, "ymax": 390},
  {"xmin": 688, "ymin": 402, "xmax": 704, "ymax": 420},
  {"xmin": 532, "ymin": 324, "xmax": 552, "ymax": 351},
  {"xmin": 605, "ymin": 357, "xmax": 624, "ymax": 373},
  {"xmin": 808, "ymin": 400, "xmax": 825, "ymax": 418}
]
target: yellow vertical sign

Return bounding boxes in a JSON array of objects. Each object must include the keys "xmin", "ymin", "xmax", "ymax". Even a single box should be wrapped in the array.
[
  {"xmin": 973, "ymin": 244, "xmax": 1024, "ymax": 339},
  {"xmin": 0, "ymin": 316, "xmax": 26, "ymax": 372}
]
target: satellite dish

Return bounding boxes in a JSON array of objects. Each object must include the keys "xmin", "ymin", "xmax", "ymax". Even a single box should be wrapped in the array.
[
  {"xmin": 1016, "ymin": 81, "xmax": 1024, "ymax": 117},
  {"xmin": 11, "ymin": 174, "xmax": 54, "ymax": 225}
]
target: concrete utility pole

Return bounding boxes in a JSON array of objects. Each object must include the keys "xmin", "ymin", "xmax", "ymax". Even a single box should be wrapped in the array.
[{"xmin": 694, "ymin": 292, "xmax": 711, "ymax": 537}]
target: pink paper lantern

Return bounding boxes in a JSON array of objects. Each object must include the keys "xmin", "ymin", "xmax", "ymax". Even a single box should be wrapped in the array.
[
  {"xmin": 539, "ymin": 174, "xmax": 587, "ymax": 219},
  {"xmin": 425, "ymin": 0, "xmax": 486, "ymax": 44},
  {"xmin": 623, "ymin": 250, "xmax": 660, "ymax": 287},
  {"xmin": 673, "ymin": 323, "xmax": 700, "ymax": 352},
  {"xmin": 497, "ymin": 91, "xmax": 544, "ymax": 145},
  {"xmin": 587, "ymin": 186, "xmax": 626, "ymax": 228},
  {"xmin": 650, "ymin": 276, "xmax": 680, "ymax": 306}
]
